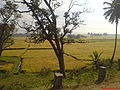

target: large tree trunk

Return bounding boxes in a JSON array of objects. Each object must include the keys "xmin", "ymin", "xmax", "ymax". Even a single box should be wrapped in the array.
[
  {"xmin": 49, "ymin": 40, "xmax": 66, "ymax": 78},
  {"xmin": 0, "ymin": 49, "xmax": 2, "ymax": 56},
  {"xmin": 0, "ymin": 45, "xmax": 3, "ymax": 56},
  {"xmin": 57, "ymin": 52, "xmax": 66, "ymax": 78},
  {"xmin": 111, "ymin": 22, "xmax": 118, "ymax": 63}
]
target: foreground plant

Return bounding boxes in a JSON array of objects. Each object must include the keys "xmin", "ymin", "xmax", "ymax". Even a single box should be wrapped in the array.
[{"xmin": 89, "ymin": 51, "xmax": 103, "ymax": 69}]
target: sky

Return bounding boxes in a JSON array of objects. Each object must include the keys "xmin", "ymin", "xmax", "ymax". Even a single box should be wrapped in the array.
[
  {"xmin": 0, "ymin": 0, "xmax": 120, "ymax": 34},
  {"xmin": 71, "ymin": 0, "xmax": 120, "ymax": 34},
  {"xmin": 55, "ymin": 0, "xmax": 120, "ymax": 34}
]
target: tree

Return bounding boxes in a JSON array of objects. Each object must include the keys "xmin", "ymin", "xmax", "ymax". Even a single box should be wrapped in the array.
[
  {"xmin": 103, "ymin": 0, "xmax": 120, "ymax": 63},
  {"xmin": 0, "ymin": 0, "xmax": 20, "ymax": 56},
  {"xmin": 0, "ymin": 24, "xmax": 15, "ymax": 56},
  {"xmin": 14, "ymin": 0, "xmax": 88, "ymax": 77},
  {"xmin": 103, "ymin": 32, "xmax": 107, "ymax": 36}
]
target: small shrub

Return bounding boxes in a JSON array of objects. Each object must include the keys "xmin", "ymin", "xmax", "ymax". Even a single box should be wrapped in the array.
[
  {"xmin": 89, "ymin": 51, "xmax": 103, "ymax": 69},
  {"xmin": 65, "ymin": 67, "xmax": 98, "ymax": 85}
]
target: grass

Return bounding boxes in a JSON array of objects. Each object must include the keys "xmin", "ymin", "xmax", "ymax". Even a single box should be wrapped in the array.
[
  {"xmin": 0, "ymin": 37, "xmax": 120, "ymax": 89},
  {"xmin": 0, "ymin": 56, "xmax": 21, "ymax": 73},
  {"xmin": 0, "ymin": 60, "xmax": 120, "ymax": 90},
  {"xmin": 0, "ymin": 72, "xmax": 54, "ymax": 90},
  {"xmin": 1, "ymin": 37, "xmax": 120, "ymax": 72}
]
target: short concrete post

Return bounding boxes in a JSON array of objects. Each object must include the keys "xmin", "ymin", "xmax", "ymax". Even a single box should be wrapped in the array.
[
  {"xmin": 53, "ymin": 73, "xmax": 63, "ymax": 89},
  {"xmin": 118, "ymin": 59, "xmax": 120, "ymax": 70},
  {"xmin": 96, "ymin": 66, "xmax": 106, "ymax": 84}
]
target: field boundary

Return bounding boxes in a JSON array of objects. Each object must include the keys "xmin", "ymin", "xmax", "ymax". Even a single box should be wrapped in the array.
[{"xmin": 3, "ymin": 48, "xmax": 53, "ymax": 50}]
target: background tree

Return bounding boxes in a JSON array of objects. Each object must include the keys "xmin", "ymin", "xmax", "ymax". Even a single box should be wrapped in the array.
[
  {"xmin": 103, "ymin": 32, "xmax": 107, "ymax": 36},
  {"xmin": 0, "ymin": 0, "xmax": 20, "ymax": 56},
  {"xmin": 103, "ymin": 0, "xmax": 120, "ymax": 63},
  {"xmin": 67, "ymin": 34, "xmax": 86, "ymax": 39},
  {"xmin": 14, "ymin": 0, "xmax": 88, "ymax": 77}
]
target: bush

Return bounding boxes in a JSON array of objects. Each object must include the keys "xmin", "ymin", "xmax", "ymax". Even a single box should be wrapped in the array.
[
  {"xmin": 89, "ymin": 51, "xmax": 103, "ymax": 69},
  {"xmin": 65, "ymin": 67, "xmax": 98, "ymax": 85}
]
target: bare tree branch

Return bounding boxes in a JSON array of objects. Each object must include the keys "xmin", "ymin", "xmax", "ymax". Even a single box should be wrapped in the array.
[{"xmin": 64, "ymin": 52, "xmax": 92, "ymax": 62}]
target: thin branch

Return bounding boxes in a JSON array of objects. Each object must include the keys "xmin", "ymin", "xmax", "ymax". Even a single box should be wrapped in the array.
[
  {"xmin": 16, "ymin": 10, "xmax": 31, "ymax": 13},
  {"xmin": 49, "ymin": 0, "xmax": 52, "ymax": 4},
  {"xmin": 44, "ymin": 0, "xmax": 56, "ymax": 25},
  {"xmin": 64, "ymin": 52, "xmax": 93, "ymax": 62},
  {"xmin": 23, "ymin": 0, "xmax": 48, "ymax": 36}
]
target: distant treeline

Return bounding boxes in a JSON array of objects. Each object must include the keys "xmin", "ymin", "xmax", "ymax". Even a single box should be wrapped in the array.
[
  {"xmin": 87, "ymin": 32, "xmax": 107, "ymax": 36},
  {"xmin": 67, "ymin": 34, "xmax": 87, "ymax": 39},
  {"xmin": 13, "ymin": 33, "xmax": 30, "ymax": 37},
  {"xmin": 13, "ymin": 33, "xmax": 120, "ymax": 37}
]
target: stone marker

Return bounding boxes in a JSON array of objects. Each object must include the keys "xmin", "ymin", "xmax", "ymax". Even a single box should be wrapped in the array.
[
  {"xmin": 96, "ymin": 66, "xmax": 106, "ymax": 84},
  {"xmin": 53, "ymin": 72, "xmax": 63, "ymax": 89}
]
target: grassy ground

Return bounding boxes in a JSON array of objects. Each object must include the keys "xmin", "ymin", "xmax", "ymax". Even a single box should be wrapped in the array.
[
  {"xmin": 1, "ymin": 37, "xmax": 120, "ymax": 72},
  {"xmin": 0, "ymin": 72, "xmax": 54, "ymax": 90},
  {"xmin": 0, "ymin": 56, "xmax": 21, "ymax": 73},
  {"xmin": 0, "ymin": 60, "xmax": 120, "ymax": 90}
]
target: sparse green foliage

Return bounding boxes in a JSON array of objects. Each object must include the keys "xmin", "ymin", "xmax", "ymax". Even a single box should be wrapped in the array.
[
  {"xmin": 0, "ymin": 0, "xmax": 20, "ymax": 56},
  {"xmin": 89, "ymin": 51, "xmax": 103, "ymax": 61},
  {"xmin": 89, "ymin": 51, "xmax": 103, "ymax": 69}
]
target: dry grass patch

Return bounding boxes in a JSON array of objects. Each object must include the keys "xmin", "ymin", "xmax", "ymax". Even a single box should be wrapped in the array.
[
  {"xmin": 2, "ymin": 37, "xmax": 120, "ymax": 72},
  {"xmin": 0, "ymin": 64, "xmax": 13, "ymax": 71}
]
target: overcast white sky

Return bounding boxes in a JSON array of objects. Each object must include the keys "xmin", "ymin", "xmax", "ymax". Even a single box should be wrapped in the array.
[
  {"xmin": 0, "ymin": 0, "xmax": 119, "ymax": 34},
  {"xmin": 72, "ymin": 0, "xmax": 119, "ymax": 34},
  {"xmin": 53, "ymin": 0, "xmax": 120, "ymax": 34}
]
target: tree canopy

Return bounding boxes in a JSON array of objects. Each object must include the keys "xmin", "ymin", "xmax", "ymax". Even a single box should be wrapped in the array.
[{"xmin": 0, "ymin": 0, "xmax": 20, "ymax": 56}]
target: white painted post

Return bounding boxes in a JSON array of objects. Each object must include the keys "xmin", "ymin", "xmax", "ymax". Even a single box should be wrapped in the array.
[{"xmin": 96, "ymin": 66, "xmax": 106, "ymax": 84}]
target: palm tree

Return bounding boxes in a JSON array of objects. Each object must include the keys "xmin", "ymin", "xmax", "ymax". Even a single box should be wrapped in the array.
[{"xmin": 103, "ymin": 0, "xmax": 120, "ymax": 63}]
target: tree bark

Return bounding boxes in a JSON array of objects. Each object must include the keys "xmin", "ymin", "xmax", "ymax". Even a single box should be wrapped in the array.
[
  {"xmin": 48, "ymin": 40, "xmax": 66, "ymax": 78},
  {"xmin": 57, "ymin": 53, "xmax": 66, "ymax": 78},
  {"xmin": 111, "ymin": 21, "xmax": 118, "ymax": 63},
  {"xmin": 118, "ymin": 59, "xmax": 120, "ymax": 70},
  {"xmin": 0, "ymin": 45, "xmax": 3, "ymax": 56},
  {"xmin": 0, "ymin": 50, "xmax": 2, "ymax": 56}
]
